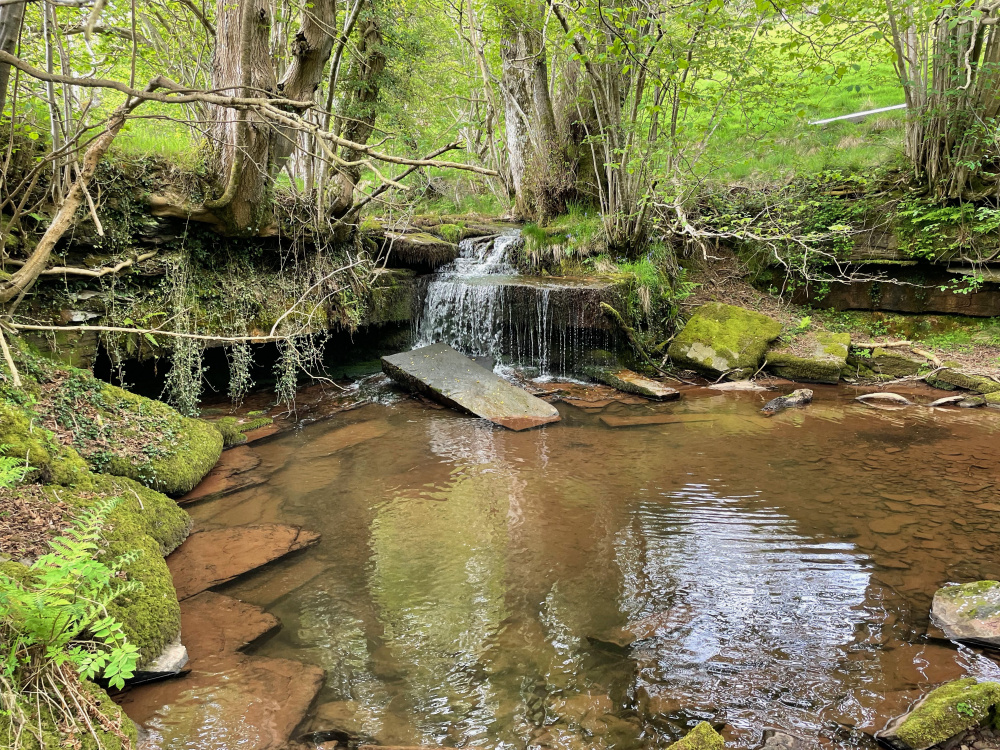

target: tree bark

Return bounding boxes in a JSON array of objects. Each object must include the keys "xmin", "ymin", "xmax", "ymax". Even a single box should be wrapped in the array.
[
  {"xmin": 273, "ymin": 0, "xmax": 337, "ymax": 172},
  {"xmin": 330, "ymin": 15, "xmax": 386, "ymax": 218},
  {"xmin": 0, "ymin": 0, "xmax": 25, "ymax": 116},
  {"xmin": 209, "ymin": 0, "xmax": 277, "ymax": 234},
  {"xmin": 499, "ymin": 10, "xmax": 570, "ymax": 221}
]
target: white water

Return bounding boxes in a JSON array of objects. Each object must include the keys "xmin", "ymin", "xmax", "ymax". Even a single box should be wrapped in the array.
[{"xmin": 414, "ymin": 230, "xmax": 611, "ymax": 375}]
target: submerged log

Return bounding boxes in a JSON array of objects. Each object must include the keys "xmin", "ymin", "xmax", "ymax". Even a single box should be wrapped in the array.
[{"xmin": 381, "ymin": 344, "xmax": 560, "ymax": 430}]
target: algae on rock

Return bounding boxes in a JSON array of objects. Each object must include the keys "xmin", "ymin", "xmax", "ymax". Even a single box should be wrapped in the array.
[
  {"xmin": 667, "ymin": 721, "xmax": 726, "ymax": 750},
  {"xmin": 880, "ymin": 678, "xmax": 1000, "ymax": 750},
  {"xmin": 668, "ymin": 303, "xmax": 782, "ymax": 379}
]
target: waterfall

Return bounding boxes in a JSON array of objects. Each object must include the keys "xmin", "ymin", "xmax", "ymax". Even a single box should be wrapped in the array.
[{"xmin": 414, "ymin": 230, "xmax": 614, "ymax": 375}]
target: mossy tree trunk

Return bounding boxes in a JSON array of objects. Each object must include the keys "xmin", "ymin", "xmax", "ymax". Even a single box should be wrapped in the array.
[{"xmin": 0, "ymin": 0, "xmax": 25, "ymax": 116}]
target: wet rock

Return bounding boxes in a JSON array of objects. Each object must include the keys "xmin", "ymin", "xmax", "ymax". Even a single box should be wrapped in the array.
[
  {"xmin": 765, "ymin": 331, "xmax": 850, "ymax": 384},
  {"xmin": 584, "ymin": 365, "xmax": 680, "ymax": 401},
  {"xmin": 761, "ymin": 389, "xmax": 813, "ymax": 416},
  {"xmin": 878, "ymin": 678, "xmax": 1000, "ymax": 750},
  {"xmin": 307, "ymin": 700, "xmax": 368, "ymax": 741},
  {"xmin": 382, "ymin": 344, "xmax": 560, "ymax": 431},
  {"xmin": 133, "ymin": 636, "xmax": 189, "ymax": 682},
  {"xmin": 668, "ymin": 721, "xmax": 725, "ymax": 750},
  {"xmin": 667, "ymin": 303, "xmax": 782, "ymax": 379},
  {"xmin": 592, "ymin": 608, "xmax": 692, "ymax": 649},
  {"xmin": 760, "ymin": 730, "xmax": 812, "ymax": 750},
  {"xmin": 959, "ymin": 396, "xmax": 987, "ymax": 408},
  {"xmin": 931, "ymin": 580, "xmax": 1000, "ymax": 648},
  {"xmin": 119, "ymin": 653, "xmax": 324, "ymax": 750},
  {"xmin": 168, "ymin": 524, "xmax": 321, "ymax": 600},
  {"xmin": 179, "ymin": 445, "xmax": 264, "ymax": 505},
  {"xmin": 856, "ymin": 392, "xmax": 914, "ymax": 406},
  {"xmin": 381, "ymin": 230, "xmax": 460, "ymax": 270},
  {"xmin": 180, "ymin": 592, "xmax": 280, "ymax": 659}
]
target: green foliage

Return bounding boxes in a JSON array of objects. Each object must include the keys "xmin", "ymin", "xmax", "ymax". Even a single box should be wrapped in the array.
[
  {"xmin": 0, "ymin": 445, "xmax": 31, "ymax": 489},
  {"xmin": 0, "ymin": 497, "xmax": 141, "ymax": 693}
]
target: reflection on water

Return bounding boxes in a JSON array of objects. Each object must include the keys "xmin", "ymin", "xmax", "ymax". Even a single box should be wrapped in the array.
[{"xmin": 188, "ymin": 387, "xmax": 1000, "ymax": 749}]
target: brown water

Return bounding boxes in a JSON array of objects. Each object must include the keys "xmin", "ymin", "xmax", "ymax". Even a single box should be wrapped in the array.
[{"xmin": 189, "ymin": 383, "xmax": 1000, "ymax": 749}]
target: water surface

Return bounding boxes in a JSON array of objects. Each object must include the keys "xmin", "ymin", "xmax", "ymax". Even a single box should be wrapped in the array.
[{"xmin": 192, "ymin": 385, "xmax": 1000, "ymax": 749}]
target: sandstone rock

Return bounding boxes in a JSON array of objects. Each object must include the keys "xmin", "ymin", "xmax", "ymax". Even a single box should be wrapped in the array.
[
  {"xmin": 668, "ymin": 303, "xmax": 782, "ymax": 379},
  {"xmin": 307, "ymin": 700, "xmax": 368, "ymax": 741},
  {"xmin": 167, "ymin": 524, "xmax": 321, "ymax": 600},
  {"xmin": 707, "ymin": 380, "xmax": 769, "ymax": 391},
  {"xmin": 584, "ymin": 365, "xmax": 680, "ymax": 401},
  {"xmin": 382, "ymin": 230, "xmax": 460, "ymax": 270},
  {"xmin": 931, "ymin": 580, "xmax": 1000, "ymax": 648},
  {"xmin": 179, "ymin": 445, "xmax": 263, "ymax": 505},
  {"xmin": 382, "ymin": 344, "xmax": 560, "ymax": 430},
  {"xmin": 878, "ymin": 678, "xmax": 1000, "ymax": 750},
  {"xmin": 868, "ymin": 348, "xmax": 925, "ymax": 377},
  {"xmin": 119, "ymin": 653, "xmax": 324, "ymax": 750},
  {"xmin": 760, "ymin": 730, "xmax": 812, "ymax": 750},
  {"xmin": 134, "ymin": 636, "xmax": 189, "ymax": 682},
  {"xmin": 180, "ymin": 592, "xmax": 280, "ymax": 660},
  {"xmin": 598, "ymin": 414, "xmax": 715, "ymax": 428},
  {"xmin": 765, "ymin": 331, "xmax": 850, "ymax": 384}
]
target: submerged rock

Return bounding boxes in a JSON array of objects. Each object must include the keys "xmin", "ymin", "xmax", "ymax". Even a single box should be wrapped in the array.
[
  {"xmin": 765, "ymin": 331, "xmax": 850, "ymax": 384},
  {"xmin": 760, "ymin": 730, "xmax": 812, "ymax": 750},
  {"xmin": 761, "ymin": 389, "xmax": 813, "ymax": 416},
  {"xmin": 584, "ymin": 365, "xmax": 680, "ymax": 401},
  {"xmin": 878, "ymin": 678, "xmax": 1000, "ymax": 750},
  {"xmin": 931, "ymin": 580, "xmax": 1000, "ymax": 647},
  {"xmin": 667, "ymin": 303, "xmax": 782, "ymax": 379},
  {"xmin": 382, "ymin": 343, "xmax": 560, "ymax": 430},
  {"xmin": 667, "ymin": 721, "xmax": 726, "ymax": 750},
  {"xmin": 167, "ymin": 524, "xmax": 321, "ymax": 600}
]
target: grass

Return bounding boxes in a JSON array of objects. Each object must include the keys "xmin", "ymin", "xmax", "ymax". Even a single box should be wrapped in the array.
[
  {"xmin": 110, "ymin": 116, "xmax": 203, "ymax": 171},
  {"xmin": 814, "ymin": 309, "xmax": 1000, "ymax": 353}
]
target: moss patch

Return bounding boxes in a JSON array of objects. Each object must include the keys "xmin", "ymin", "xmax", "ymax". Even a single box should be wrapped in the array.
[
  {"xmin": 0, "ymin": 401, "xmax": 89, "ymax": 485},
  {"xmin": 868, "ymin": 347, "xmax": 925, "ymax": 377},
  {"xmin": 668, "ymin": 303, "xmax": 782, "ymax": 378},
  {"xmin": 668, "ymin": 721, "xmax": 725, "ymax": 750},
  {"xmin": 766, "ymin": 331, "xmax": 850, "ymax": 384},
  {"xmin": 927, "ymin": 368, "xmax": 1000, "ymax": 394},
  {"xmin": 892, "ymin": 678, "xmax": 1000, "ymax": 750}
]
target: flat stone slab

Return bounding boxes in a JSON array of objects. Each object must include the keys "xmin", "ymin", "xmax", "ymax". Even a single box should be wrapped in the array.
[
  {"xmin": 766, "ymin": 332, "xmax": 850, "ymax": 384},
  {"xmin": 599, "ymin": 414, "xmax": 715, "ymax": 428},
  {"xmin": 179, "ymin": 445, "xmax": 264, "ymax": 505},
  {"xmin": 119, "ymin": 653, "xmax": 324, "ymax": 750},
  {"xmin": 931, "ymin": 580, "xmax": 1000, "ymax": 647},
  {"xmin": 168, "ymin": 524, "xmax": 321, "ymax": 600},
  {"xmin": 584, "ymin": 366, "xmax": 680, "ymax": 401},
  {"xmin": 181, "ymin": 592, "xmax": 280, "ymax": 660},
  {"xmin": 382, "ymin": 344, "xmax": 560, "ymax": 430}
]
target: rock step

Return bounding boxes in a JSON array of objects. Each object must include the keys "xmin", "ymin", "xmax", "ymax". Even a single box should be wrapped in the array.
[
  {"xmin": 599, "ymin": 414, "xmax": 715, "ymax": 428},
  {"xmin": 584, "ymin": 366, "xmax": 680, "ymax": 400},
  {"xmin": 167, "ymin": 524, "xmax": 321, "ymax": 600},
  {"xmin": 382, "ymin": 344, "xmax": 560, "ymax": 431}
]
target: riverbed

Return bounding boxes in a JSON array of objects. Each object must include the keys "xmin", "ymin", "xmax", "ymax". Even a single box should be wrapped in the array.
[{"xmin": 148, "ymin": 382, "xmax": 1000, "ymax": 749}]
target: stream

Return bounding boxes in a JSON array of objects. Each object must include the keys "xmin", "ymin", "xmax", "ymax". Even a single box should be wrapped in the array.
[{"xmin": 164, "ymin": 384, "xmax": 1000, "ymax": 750}]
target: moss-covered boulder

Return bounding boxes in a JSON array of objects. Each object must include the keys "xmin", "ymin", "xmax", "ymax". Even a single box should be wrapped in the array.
[
  {"xmin": 210, "ymin": 415, "xmax": 276, "ymax": 448},
  {"xmin": 879, "ymin": 678, "xmax": 1000, "ymax": 750},
  {"xmin": 0, "ymin": 679, "xmax": 138, "ymax": 750},
  {"xmin": 668, "ymin": 721, "xmax": 725, "ymax": 750},
  {"xmin": 765, "ymin": 331, "xmax": 850, "ymax": 384},
  {"xmin": 0, "ymin": 401, "xmax": 89, "ymax": 485},
  {"xmin": 931, "ymin": 580, "xmax": 1000, "ymax": 647},
  {"xmin": 986, "ymin": 392, "xmax": 1000, "ymax": 408},
  {"xmin": 867, "ymin": 347, "xmax": 925, "ymax": 378},
  {"xmin": 668, "ymin": 303, "xmax": 782, "ymax": 379},
  {"xmin": 927, "ymin": 368, "xmax": 1000, "ymax": 394}
]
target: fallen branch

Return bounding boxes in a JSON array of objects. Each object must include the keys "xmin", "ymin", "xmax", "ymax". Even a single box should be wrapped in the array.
[
  {"xmin": 4, "ymin": 251, "xmax": 157, "ymax": 277},
  {"xmin": 0, "ymin": 326, "xmax": 21, "ymax": 386},
  {"xmin": 911, "ymin": 347, "xmax": 941, "ymax": 366},
  {"xmin": 853, "ymin": 340, "xmax": 914, "ymax": 349},
  {"xmin": 7, "ymin": 322, "xmax": 292, "ymax": 344}
]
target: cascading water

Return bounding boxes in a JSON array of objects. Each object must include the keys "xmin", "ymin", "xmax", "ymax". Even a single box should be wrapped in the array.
[{"xmin": 414, "ymin": 230, "xmax": 615, "ymax": 375}]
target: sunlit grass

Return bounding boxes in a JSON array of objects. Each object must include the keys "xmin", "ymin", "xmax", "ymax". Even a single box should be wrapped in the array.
[{"xmin": 111, "ymin": 117, "xmax": 204, "ymax": 171}]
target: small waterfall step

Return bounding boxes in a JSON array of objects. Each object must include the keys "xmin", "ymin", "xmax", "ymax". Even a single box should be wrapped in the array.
[{"xmin": 382, "ymin": 343, "xmax": 560, "ymax": 431}]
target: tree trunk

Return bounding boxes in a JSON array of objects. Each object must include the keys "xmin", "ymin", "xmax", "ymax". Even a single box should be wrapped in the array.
[
  {"xmin": 209, "ymin": 0, "xmax": 277, "ymax": 235},
  {"xmin": 0, "ymin": 0, "xmax": 25, "ymax": 116},
  {"xmin": 499, "ymin": 11, "xmax": 570, "ymax": 221},
  {"xmin": 329, "ymin": 16, "xmax": 386, "ymax": 218},
  {"xmin": 272, "ymin": 0, "xmax": 337, "ymax": 174}
]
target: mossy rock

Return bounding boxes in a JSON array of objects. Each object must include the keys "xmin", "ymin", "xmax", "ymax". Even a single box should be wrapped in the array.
[
  {"xmin": 881, "ymin": 678, "xmax": 1000, "ymax": 750},
  {"xmin": 868, "ymin": 347, "xmax": 925, "ymax": 378},
  {"xmin": 931, "ymin": 580, "xmax": 1000, "ymax": 646},
  {"xmin": 668, "ymin": 303, "xmax": 782, "ymax": 379},
  {"xmin": 926, "ymin": 368, "xmax": 1000, "ymax": 395},
  {"xmin": 0, "ymin": 401, "xmax": 90, "ymax": 485},
  {"xmin": 766, "ymin": 331, "xmax": 850, "ymax": 384},
  {"xmin": 212, "ymin": 416, "xmax": 247, "ymax": 448},
  {"xmin": 985, "ymin": 392, "xmax": 1000, "ymax": 407},
  {"xmin": 668, "ymin": 721, "xmax": 725, "ymax": 750},
  {"xmin": 0, "ymin": 679, "xmax": 138, "ymax": 750}
]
